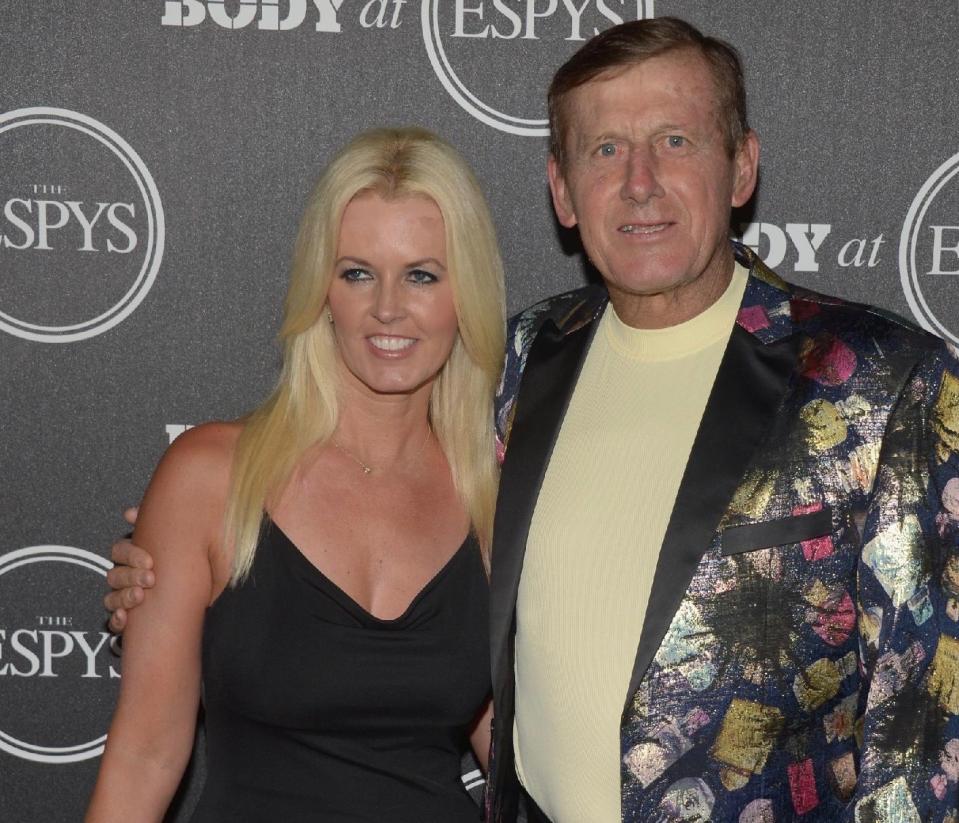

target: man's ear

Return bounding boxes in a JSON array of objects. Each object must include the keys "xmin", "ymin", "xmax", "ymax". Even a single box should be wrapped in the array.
[
  {"xmin": 547, "ymin": 153, "xmax": 578, "ymax": 228},
  {"xmin": 731, "ymin": 130, "xmax": 760, "ymax": 208}
]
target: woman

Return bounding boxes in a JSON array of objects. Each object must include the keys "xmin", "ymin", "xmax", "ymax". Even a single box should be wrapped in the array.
[{"xmin": 86, "ymin": 127, "xmax": 505, "ymax": 821}]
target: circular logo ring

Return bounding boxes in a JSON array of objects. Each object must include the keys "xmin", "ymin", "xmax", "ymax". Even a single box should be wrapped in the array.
[
  {"xmin": 0, "ymin": 545, "xmax": 113, "ymax": 763},
  {"xmin": 0, "ymin": 108, "xmax": 165, "ymax": 343},
  {"xmin": 420, "ymin": 0, "xmax": 654, "ymax": 137},
  {"xmin": 899, "ymin": 151, "xmax": 959, "ymax": 347}
]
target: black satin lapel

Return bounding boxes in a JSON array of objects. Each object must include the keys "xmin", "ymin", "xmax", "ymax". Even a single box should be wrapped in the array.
[
  {"xmin": 489, "ymin": 319, "xmax": 598, "ymax": 697},
  {"xmin": 624, "ymin": 325, "xmax": 801, "ymax": 707}
]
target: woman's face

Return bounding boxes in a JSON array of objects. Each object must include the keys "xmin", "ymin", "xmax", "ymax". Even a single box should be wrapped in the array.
[{"xmin": 326, "ymin": 191, "xmax": 459, "ymax": 400}]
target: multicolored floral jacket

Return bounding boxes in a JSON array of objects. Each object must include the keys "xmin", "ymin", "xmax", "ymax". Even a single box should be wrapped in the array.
[{"xmin": 486, "ymin": 243, "xmax": 959, "ymax": 822}]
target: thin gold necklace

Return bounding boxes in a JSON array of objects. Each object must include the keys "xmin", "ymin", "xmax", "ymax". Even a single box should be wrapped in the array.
[{"xmin": 331, "ymin": 425, "xmax": 432, "ymax": 476}]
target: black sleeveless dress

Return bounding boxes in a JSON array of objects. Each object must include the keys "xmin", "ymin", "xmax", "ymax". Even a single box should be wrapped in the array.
[{"xmin": 191, "ymin": 521, "xmax": 490, "ymax": 822}]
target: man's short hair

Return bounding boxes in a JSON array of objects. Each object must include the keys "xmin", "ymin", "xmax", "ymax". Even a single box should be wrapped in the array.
[{"xmin": 548, "ymin": 17, "xmax": 750, "ymax": 166}]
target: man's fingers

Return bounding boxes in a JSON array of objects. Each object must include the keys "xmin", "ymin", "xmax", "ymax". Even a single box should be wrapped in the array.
[
  {"xmin": 106, "ymin": 565, "xmax": 132, "ymax": 590},
  {"xmin": 110, "ymin": 540, "xmax": 155, "ymax": 574},
  {"xmin": 108, "ymin": 608, "xmax": 127, "ymax": 634},
  {"xmin": 110, "ymin": 540, "xmax": 134, "ymax": 566},
  {"xmin": 124, "ymin": 586, "xmax": 144, "ymax": 608},
  {"xmin": 103, "ymin": 586, "xmax": 144, "ymax": 612},
  {"xmin": 103, "ymin": 590, "xmax": 121, "ymax": 612},
  {"xmin": 107, "ymin": 562, "xmax": 154, "ymax": 591}
]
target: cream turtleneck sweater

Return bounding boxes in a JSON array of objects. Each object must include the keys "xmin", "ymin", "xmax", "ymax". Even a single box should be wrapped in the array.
[{"xmin": 513, "ymin": 263, "xmax": 749, "ymax": 821}]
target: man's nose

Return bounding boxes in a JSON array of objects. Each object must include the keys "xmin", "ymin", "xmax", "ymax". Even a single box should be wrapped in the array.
[{"xmin": 622, "ymin": 149, "xmax": 664, "ymax": 204}]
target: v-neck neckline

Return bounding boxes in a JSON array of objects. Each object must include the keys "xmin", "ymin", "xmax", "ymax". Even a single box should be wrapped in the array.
[{"xmin": 268, "ymin": 520, "xmax": 473, "ymax": 626}]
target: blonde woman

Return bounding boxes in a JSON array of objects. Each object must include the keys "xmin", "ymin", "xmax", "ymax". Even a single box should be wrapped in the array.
[{"xmin": 87, "ymin": 127, "xmax": 504, "ymax": 822}]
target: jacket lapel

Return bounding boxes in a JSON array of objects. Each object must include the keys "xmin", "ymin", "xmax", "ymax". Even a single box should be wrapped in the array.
[
  {"xmin": 623, "ymin": 282, "xmax": 801, "ymax": 707},
  {"xmin": 489, "ymin": 317, "xmax": 598, "ymax": 699}
]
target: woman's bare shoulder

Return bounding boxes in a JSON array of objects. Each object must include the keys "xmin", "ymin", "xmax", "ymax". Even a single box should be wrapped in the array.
[
  {"xmin": 157, "ymin": 421, "xmax": 241, "ymax": 478},
  {"xmin": 167, "ymin": 420, "xmax": 242, "ymax": 455},
  {"xmin": 138, "ymin": 421, "xmax": 244, "ymax": 535}
]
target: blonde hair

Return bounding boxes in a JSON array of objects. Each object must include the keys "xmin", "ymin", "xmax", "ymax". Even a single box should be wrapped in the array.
[{"xmin": 225, "ymin": 127, "xmax": 506, "ymax": 583}]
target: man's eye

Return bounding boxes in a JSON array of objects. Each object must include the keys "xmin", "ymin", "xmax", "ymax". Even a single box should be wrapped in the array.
[
  {"xmin": 408, "ymin": 269, "xmax": 438, "ymax": 285},
  {"xmin": 598, "ymin": 143, "xmax": 617, "ymax": 157},
  {"xmin": 666, "ymin": 135, "xmax": 686, "ymax": 148},
  {"xmin": 341, "ymin": 268, "xmax": 372, "ymax": 282}
]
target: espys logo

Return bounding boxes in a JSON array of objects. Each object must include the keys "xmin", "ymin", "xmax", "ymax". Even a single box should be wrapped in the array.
[
  {"xmin": 421, "ymin": 0, "xmax": 654, "ymax": 136},
  {"xmin": 900, "ymin": 152, "xmax": 959, "ymax": 346},
  {"xmin": 0, "ymin": 108, "xmax": 164, "ymax": 343},
  {"xmin": 160, "ymin": 1, "xmax": 659, "ymax": 135},
  {"xmin": 0, "ymin": 546, "xmax": 120, "ymax": 764}
]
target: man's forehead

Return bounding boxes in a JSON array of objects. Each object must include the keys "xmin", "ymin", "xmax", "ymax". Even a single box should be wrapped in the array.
[
  {"xmin": 584, "ymin": 50, "xmax": 718, "ymax": 103},
  {"xmin": 565, "ymin": 54, "xmax": 724, "ymax": 138}
]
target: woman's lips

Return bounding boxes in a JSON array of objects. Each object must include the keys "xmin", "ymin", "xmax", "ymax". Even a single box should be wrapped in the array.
[{"xmin": 368, "ymin": 335, "xmax": 416, "ymax": 354}]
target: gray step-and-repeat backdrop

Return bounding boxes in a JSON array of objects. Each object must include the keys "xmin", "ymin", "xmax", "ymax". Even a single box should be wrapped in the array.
[{"xmin": 2, "ymin": 2, "xmax": 958, "ymax": 820}]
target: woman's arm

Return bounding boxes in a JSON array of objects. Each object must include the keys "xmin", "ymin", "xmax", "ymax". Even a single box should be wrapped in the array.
[{"xmin": 85, "ymin": 424, "xmax": 234, "ymax": 822}]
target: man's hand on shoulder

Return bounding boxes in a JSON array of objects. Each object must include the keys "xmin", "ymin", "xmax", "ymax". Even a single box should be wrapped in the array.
[{"xmin": 104, "ymin": 507, "xmax": 156, "ymax": 633}]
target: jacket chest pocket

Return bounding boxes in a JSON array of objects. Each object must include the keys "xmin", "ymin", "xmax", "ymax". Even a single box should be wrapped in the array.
[{"xmin": 721, "ymin": 505, "xmax": 833, "ymax": 555}]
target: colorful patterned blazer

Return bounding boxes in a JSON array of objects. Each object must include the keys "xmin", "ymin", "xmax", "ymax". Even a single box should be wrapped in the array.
[{"xmin": 487, "ymin": 243, "xmax": 959, "ymax": 822}]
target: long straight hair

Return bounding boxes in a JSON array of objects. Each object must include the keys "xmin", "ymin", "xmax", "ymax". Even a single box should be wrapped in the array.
[{"xmin": 224, "ymin": 128, "xmax": 506, "ymax": 583}]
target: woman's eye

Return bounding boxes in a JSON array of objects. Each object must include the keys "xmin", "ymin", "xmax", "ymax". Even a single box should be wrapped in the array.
[
  {"xmin": 341, "ymin": 268, "xmax": 372, "ymax": 282},
  {"xmin": 408, "ymin": 269, "xmax": 438, "ymax": 285}
]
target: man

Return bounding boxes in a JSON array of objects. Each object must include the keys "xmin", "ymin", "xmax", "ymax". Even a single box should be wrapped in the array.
[
  {"xmin": 109, "ymin": 17, "xmax": 959, "ymax": 823},
  {"xmin": 487, "ymin": 17, "xmax": 959, "ymax": 822}
]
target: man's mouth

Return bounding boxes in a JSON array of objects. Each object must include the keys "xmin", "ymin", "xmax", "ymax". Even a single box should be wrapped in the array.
[
  {"xmin": 369, "ymin": 335, "xmax": 416, "ymax": 352},
  {"xmin": 619, "ymin": 222, "xmax": 671, "ymax": 235}
]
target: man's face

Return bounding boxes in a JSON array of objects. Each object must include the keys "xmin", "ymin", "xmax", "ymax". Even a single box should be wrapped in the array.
[{"xmin": 547, "ymin": 48, "xmax": 759, "ymax": 327}]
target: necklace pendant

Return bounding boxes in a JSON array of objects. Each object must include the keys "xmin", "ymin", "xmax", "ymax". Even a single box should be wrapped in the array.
[{"xmin": 362, "ymin": 465, "xmax": 373, "ymax": 475}]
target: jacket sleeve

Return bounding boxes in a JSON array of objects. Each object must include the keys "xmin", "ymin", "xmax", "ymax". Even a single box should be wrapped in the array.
[
  {"xmin": 847, "ymin": 341, "xmax": 959, "ymax": 821},
  {"xmin": 494, "ymin": 307, "xmax": 541, "ymax": 456}
]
